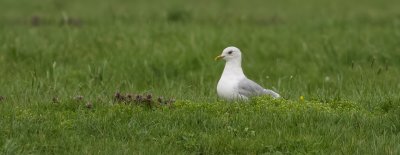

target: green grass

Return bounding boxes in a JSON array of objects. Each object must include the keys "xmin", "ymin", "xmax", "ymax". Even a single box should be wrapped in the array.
[{"xmin": 1, "ymin": 0, "xmax": 400, "ymax": 154}]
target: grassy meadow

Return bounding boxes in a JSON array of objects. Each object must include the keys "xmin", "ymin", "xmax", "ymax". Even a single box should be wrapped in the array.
[{"xmin": 1, "ymin": 0, "xmax": 400, "ymax": 154}]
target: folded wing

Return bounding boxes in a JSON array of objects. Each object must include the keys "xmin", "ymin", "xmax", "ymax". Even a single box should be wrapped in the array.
[{"xmin": 238, "ymin": 78, "xmax": 280, "ymax": 98}]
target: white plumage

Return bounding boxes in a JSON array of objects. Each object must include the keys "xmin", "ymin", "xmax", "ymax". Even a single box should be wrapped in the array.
[{"xmin": 215, "ymin": 46, "xmax": 280, "ymax": 101}]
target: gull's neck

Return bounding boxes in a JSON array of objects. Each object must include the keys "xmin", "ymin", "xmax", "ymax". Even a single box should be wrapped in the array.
[{"xmin": 221, "ymin": 58, "xmax": 245, "ymax": 78}]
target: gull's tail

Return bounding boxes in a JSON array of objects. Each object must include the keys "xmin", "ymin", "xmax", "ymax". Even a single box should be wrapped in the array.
[{"xmin": 263, "ymin": 89, "xmax": 281, "ymax": 98}]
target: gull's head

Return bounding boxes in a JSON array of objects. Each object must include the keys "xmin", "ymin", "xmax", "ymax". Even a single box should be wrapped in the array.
[{"xmin": 215, "ymin": 46, "xmax": 242, "ymax": 62}]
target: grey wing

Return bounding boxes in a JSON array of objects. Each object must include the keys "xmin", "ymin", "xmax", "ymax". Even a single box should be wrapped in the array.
[{"xmin": 238, "ymin": 78, "xmax": 281, "ymax": 98}]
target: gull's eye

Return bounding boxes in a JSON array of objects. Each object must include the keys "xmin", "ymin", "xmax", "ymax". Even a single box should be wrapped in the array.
[{"xmin": 228, "ymin": 51, "xmax": 233, "ymax": 54}]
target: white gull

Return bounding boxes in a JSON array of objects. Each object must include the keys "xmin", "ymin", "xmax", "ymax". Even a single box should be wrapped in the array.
[{"xmin": 215, "ymin": 46, "xmax": 280, "ymax": 101}]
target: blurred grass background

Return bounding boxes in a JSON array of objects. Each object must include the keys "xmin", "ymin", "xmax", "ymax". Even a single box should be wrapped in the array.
[{"xmin": 1, "ymin": 0, "xmax": 399, "ymax": 103}]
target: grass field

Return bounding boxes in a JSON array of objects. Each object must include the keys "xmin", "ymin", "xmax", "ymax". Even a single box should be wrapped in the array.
[{"xmin": 1, "ymin": 0, "xmax": 400, "ymax": 154}]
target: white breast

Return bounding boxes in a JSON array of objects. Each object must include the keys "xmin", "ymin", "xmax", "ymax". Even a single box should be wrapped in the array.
[{"xmin": 217, "ymin": 76, "xmax": 247, "ymax": 100}]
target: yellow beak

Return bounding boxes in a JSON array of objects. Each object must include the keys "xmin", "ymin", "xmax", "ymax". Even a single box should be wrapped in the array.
[{"xmin": 214, "ymin": 55, "xmax": 224, "ymax": 61}]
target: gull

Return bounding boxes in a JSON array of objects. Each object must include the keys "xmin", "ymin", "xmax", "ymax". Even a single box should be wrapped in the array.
[{"xmin": 215, "ymin": 46, "xmax": 280, "ymax": 101}]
